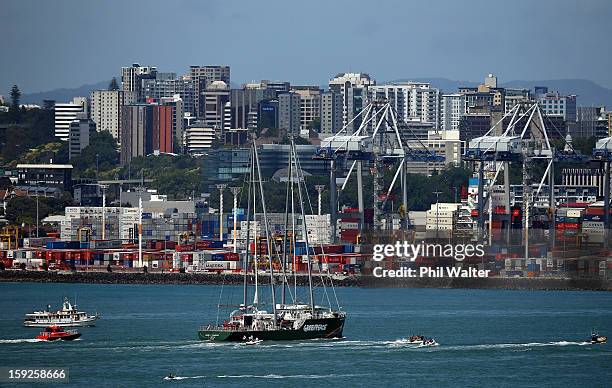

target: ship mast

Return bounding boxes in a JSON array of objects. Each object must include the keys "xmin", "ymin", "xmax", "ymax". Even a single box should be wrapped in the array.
[
  {"xmin": 281, "ymin": 145, "xmax": 292, "ymax": 305},
  {"xmin": 291, "ymin": 140, "xmax": 315, "ymax": 314},
  {"xmin": 253, "ymin": 143, "xmax": 277, "ymax": 323},
  {"xmin": 243, "ymin": 146, "xmax": 254, "ymax": 309}
]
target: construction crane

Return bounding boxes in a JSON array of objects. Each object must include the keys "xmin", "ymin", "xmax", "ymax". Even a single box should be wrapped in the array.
[{"xmin": 316, "ymin": 99, "xmax": 443, "ymax": 238}]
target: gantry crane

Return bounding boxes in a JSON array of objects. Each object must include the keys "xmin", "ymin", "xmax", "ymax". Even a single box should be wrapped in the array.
[{"xmin": 316, "ymin": 99, "xmax": 443, "ymax": 239}]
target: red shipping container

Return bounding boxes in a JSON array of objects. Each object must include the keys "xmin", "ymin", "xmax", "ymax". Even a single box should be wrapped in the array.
[
  {"xmin": 225, "ymin": 252, "xmax": 240, "ymax": 261},
  {"xmin": 176, "ymin": 244, "xmax": 194, "ymax": 252}
]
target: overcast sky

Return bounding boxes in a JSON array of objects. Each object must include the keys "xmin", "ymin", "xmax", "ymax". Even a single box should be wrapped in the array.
[{"xmin": 1, "ymin": 0, "xmax": 611, "ymax": 94}]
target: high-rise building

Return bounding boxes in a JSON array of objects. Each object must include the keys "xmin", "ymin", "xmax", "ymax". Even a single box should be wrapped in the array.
[
  {"xmin": 292, "ymin": 86, "xmax": 321, "ymax": 132},
  {"xmin": 159, "ymin": 95, "xmax": 184, "ymax": 151},
  {"xmin": 151, "ymin": 105, "xmax": 174, "ymax": 154},
  {"xmin": 321, "ymin": 90, "xmax": 342, "ymax": 135},
  {"xmin": 368, "ymin": 82, "xmax": 440, "ymax": 127},
  {"xmin": 188, "ymin": 65, "xmax": 230, "ymax": 117},
  {"xmin": 120, "ymin": 104, "xmax": 154, "ymax": 165},
  {"xmin": 258, "ymin": 99, "xmax": 279, "ymax": 130},
  {"xmin": 121, "ymin": 63, "xmax": 157, "ymax": 101},
  {"xmin": 229, "ymin": 84, "xmax": 277, "ymax": 129},
  {"xmin": 200, "ymin": 81, "xmax": 230, "ymax": 130},
  {"xmin": 328, "ymin": 73, "xmax": 374, "ymax": 132},
  {"xmin": 441, "ymin": 94, "xmax": 466, "ymax": 131},
  {"xmin": 68, "ymin": 113, "xmax": 96, "ymax": 159},
  {"xmin": 90, "ymin": 90, "xmax": 136, "ymax": 141},
  {"xmin": 54, "ymin": 97, "xmax": 88, "ymax": 140},
  {"xmin": 278, "ymin": 92, "xmax": 301, "ymax": 135},
  {"xmin": 141, "ymin": 73, "xmax": 196, "ymax": 116}
]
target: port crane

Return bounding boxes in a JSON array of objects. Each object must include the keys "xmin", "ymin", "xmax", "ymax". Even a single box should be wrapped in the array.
[
  {"xmin": 316, "ymin": 99, "xmax": 443, "ymax": 238},
  {"xmin": 465, "ymin": 101, "xmax": 588, "ymax": 250},
  {"xmin": 592, "ymin": 136, "xmax": 612, "ymax": 248}
]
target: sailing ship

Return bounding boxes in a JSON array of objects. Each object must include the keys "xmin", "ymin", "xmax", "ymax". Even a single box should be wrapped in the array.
[{"xmin": 198, "ymin": 139, "xmax": 346, "ymax": 342}]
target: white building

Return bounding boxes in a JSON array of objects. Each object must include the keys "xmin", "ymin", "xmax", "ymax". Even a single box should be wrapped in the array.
[
  {"xmin": 54, "ymin": 97, "xmax": 88, "ymax": 140},
  {"xmin": 90, "ymin": 90, "xmax": 136, "ymax": 141},
  {"xmin": 536, "ymin": 90, "xmax": 577, "ymax": 122},
  {"xmin": 441, "ymin": 94, "xmax": 466, "ymax": 131},
  {"xmin": 328, "ymin": 73, "xmax": 375, "ymax": 132},
  {"xmin": 405, "ymin": 130, "xmax": 463, "ymax": 175},
  {"xmin": 368, "ymin": 82, "xmax": 440, "ymax": 127},
  {"xmin": 184, "ymin": 125, "xmax": 215, "ymax": 154}
]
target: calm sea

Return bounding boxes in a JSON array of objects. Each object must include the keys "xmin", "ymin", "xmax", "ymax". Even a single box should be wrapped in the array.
[{"xmin": 1, "ymin": 283, "xmax": 611, "ymax": 387}]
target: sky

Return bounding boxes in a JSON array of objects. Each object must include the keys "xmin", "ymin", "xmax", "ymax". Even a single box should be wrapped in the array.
[{"xmin": 1, "ymin": 0, "xmax": 611, "ymax": 94}]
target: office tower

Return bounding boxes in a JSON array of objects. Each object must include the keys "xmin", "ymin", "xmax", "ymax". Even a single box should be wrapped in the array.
[
  {"xmin": 328, "ymin": 72, "xmax": 374, "ymax": 132},
  {"xmin": 120, "ymin": 104, "xmax": 154, "ymax": 165},
  {"xmin": 121, "ymin": 63, "xmax": 157, "ymax": 101},
  {"xmin": 68, "ymin": 113, "xmax": 96, "ymax": 159},
  {"xmin": 200, "ymin": 81, "xmax": 230, "ymax": 130},
  {"xmin": 321, "ymin": 90, "xmax": 342, "ymax": 135},
  {"xmin": 159, "ymin": 95, "xmax": 184, "ymax": 151},
  {"xmin": 278, "ymin": 92, "xmax": 301, "ymax": 134},
  {"xmin": 188, "ymin": 65, "xmax": 230, "ymax": 117},
  {"xmin": 141, "ymin": 73, "xmax": 196, "ymax": 116}
]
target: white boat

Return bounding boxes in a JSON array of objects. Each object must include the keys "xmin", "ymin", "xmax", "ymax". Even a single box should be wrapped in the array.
[
  {"xmin": 242, "ymin": 336, "xmax": 263, "ymax": 346},
  {"xmin": 421, "ymin": 338, "xmax": 438, "ymax": 347},
  {"xmin": 24, "ymin": 297, "xmax": 98, "ymax": 327}
]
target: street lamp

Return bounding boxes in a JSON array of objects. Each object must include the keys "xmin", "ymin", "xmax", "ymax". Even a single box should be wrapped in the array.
[
  {"xmin": 433, "ymin": 191, "xmax": 442, "ymax": 239},
  {"xmin": 230, "ymin": 187, "xmax": 241, "ymax": 253},
  {"xmin": 216, "ymin": 184, "xmax": 227, "ymax": 241},
  {"xmin": 315, "ymin": 185, "xmax": 325, "ymax": 216}
]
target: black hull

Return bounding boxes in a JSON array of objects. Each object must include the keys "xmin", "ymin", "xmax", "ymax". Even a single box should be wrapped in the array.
[{"xmin": 198, "ymin": 316, "xmax": 345, "ymax": 342}]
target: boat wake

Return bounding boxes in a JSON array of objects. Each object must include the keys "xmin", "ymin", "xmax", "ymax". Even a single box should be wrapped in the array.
[
  {"xmin": 217, "ymin": 373, "xmax": 362, "ymax": 379},
  {"xmin": 0, "ymin": 338, "xmax": 44, "ymax": 344},
  {"xmin": 163, "ymin": 375, "xmax": 206, "ymax": 381},
  {"xmin": 444, "ymin": 341, "xmax": 592, "ymax": 351}
]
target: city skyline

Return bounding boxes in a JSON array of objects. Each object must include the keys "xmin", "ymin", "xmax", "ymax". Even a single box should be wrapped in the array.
[{"xmin": 1, "ymin": 0, "xmax": 611, "ymax": 94}]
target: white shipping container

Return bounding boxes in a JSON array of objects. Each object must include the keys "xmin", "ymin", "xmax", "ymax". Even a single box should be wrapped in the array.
[
  {"xmin": 426, "ymin": 210, "xmax": 455, "ymax": 218},
  {"xmin": 204, "ymin": 261, "xmax": 238, "ymax": 270},
  {"xmin": 425, "ymin": 224, "xmax": 453, "ymax": 230},
  {"xmin": 566, "ymin": 209, "xmax": 583, "ymax": 218},
  {"xmin": 426, "ymin": 217, "xmax": 454, "ymax": 225},
  {"xmin": 429, "ymin": 203, "xmax": 460, "ymax": 212},
  {"xmin": 582, "ymin": 221, "xmax": 604, "ymax": 229}
]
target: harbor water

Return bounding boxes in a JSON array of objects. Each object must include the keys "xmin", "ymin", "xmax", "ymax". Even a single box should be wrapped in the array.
[{"xmin": 0, "ymin": 283, "xmax": 611, "ymax": 387}]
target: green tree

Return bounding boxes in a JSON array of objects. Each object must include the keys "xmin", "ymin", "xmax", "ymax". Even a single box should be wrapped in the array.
[
  {"xmin": 0, "ymin": 109, "xmax": 55, "ymax": 164},
  {"xmin": 10, "ymin": 85, "xmax": 20, "ymax": 110},
  {"xmin": 72, "ymin": 131, "xmax": 119, "ymax": 177},
  {"xmin": 5, "ymin": 194, "xmax": 73, "ymax": 226},
  {"xmin": 108, "ymin": 78, "xmax": 119, "ymax": 91}
]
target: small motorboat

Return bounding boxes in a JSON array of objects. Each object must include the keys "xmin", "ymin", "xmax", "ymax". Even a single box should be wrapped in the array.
[
  {"xmin": 35, "ymin": 325, "xmax": 81, "ymax": 341},
  {"xmin": 590, "ymin": 332, "xmax": 607, "ymax": 344},
  {"xmin": 422, "ymin": 338, "xmax": 438, "ymax": 347},
  {"xmin": 408, "ymin": 335, "xmax": 425, "ymax": 344},
  {"xmin": 164, "ymin": 373, "xmax": 178, "ymax": 380},
  {"xmin": 242, "ymin": 336, "xmax": 263, "ymax": 345}
]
